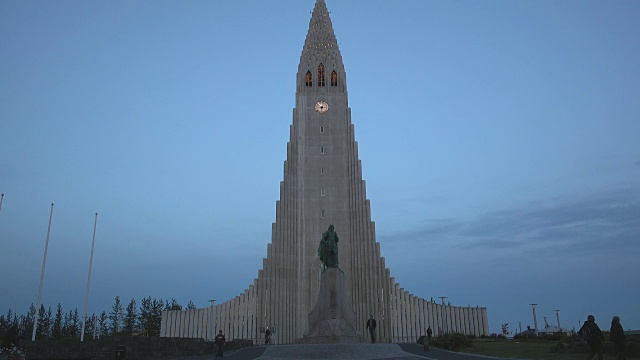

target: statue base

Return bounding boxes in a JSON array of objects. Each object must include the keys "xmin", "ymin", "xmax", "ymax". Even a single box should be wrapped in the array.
[{"xmin": 297, "ymin": 267, "xmax": 364, "ymax": 344}]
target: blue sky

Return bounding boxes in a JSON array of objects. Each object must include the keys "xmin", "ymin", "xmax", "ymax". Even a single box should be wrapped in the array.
[{"xmin": 1, "ymin": 0, "xmax": 639, "ymax": 335}]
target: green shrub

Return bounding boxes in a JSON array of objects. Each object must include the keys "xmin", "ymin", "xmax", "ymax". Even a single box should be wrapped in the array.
[
  {"xmin": 431, "ymin": 333, "xmax": 472, "ymax": 350},
  {"xmin": 549, "ymin": 332, "xmax": 580, "ymax": 344}
]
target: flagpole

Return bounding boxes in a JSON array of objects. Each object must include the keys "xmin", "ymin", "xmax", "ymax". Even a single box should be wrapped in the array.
[
  {"xmin": 81, "ymin": 212, "xmax": 99, "ymax": 341},
  {"xmin": 32, "ymin": 203, "xmax": 54, "ymax": 341}
]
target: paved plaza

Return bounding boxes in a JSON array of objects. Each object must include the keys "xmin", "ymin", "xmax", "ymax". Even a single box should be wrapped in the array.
[{"xmin": 169, "ymin": 343, "xmax": 515, "ymax": 360}]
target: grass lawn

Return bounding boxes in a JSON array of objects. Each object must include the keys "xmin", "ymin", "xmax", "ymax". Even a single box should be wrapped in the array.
[{"xmin": 456, "ymin": 339, "xmax": 619, "ymax": 360}]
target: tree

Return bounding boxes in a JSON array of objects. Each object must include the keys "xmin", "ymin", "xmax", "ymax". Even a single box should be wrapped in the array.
[
  {"xmin": 20, "ymin": 304, "xmax": 36, "ymax": 341},
  {"xmin": 82, "ymin": 314, "xmax": 96, "ymax": 339},
  {"xmin": 1, "ymin": 313, "xmax": 19, "ymax": 348},
  {"xmin": 0, "ymin": 312, "xmax": 6, "ymax": 334},
  {"xmin": 149, "ymin": 298, "xmax": 164, "ymax": 336},
  {"xmin": 36, "ymin": 305, "xmax": 51, "ymax": 339},
  {"xmin": 52, "ymin": 303, "xmax": 63, "ymax": 339},
  {"xmin": 69, "ymin": 308, "xmax": 80, "ymax": 337},
  {"xmin": 123, "ymin": 298, "xmax": 137, "ymax": 336},
  {"xmin": 62, "ymin": 308, "xmax": 80, "ymax": 337},
  {"xmin": 97, "ymin": 311, "xmax": 108, "ymax": 338},
  {"xmin": 138, "ymin": 297, "xmax": 163, "ymax": 337},
  {"xmin": 109, "ymin": 296, "xmax": 123, "ymax": 335},
  {"xmin": 138, "ymin": 297, "xmax": 150, "ymax": 336},
  {"xmin": 186, "ymin": 300, "xmax": 197, "ymax": 310},
  {"xmin": 501, "ymin": 323, "xmax": 509, "ymax": 338},
  {"xmin": 166, "ymin": 299, "xmax": 182, "ymax": 311},
  {"xmin": 4, "ymin": 309, "xmax": 13, "ymax": 328}
]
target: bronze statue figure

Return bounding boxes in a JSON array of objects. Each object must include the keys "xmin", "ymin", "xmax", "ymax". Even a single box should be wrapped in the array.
[{"xmin": 318, "ymin": 224, "xmax": 339, "ymax": 268}]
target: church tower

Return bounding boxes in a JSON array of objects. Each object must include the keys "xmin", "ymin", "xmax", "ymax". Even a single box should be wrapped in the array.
[
  {"xmin": 258, "ymin": 0, "xmax": 387, "ymax": 342},
  {"xmin": 160, "ymin": 0, "xmax": 488, "ymax": 343}
]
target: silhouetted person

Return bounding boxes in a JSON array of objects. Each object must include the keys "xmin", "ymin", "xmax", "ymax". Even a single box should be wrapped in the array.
[
  {"xmin": 215, "ymin": 330, "xmax": 226, "ymax": 357},
  {"xmin": 579, "ymin": 315, "xmax": 605, "ymax": 360},
  {"xmin": 427, "ymin": 326, "xmax": 433, "ymax": 340},
  {"xmin": 366, "ymin": 315, "xmax": 377, "ymax": 343},
  {"xmin": 265, "ymin": 327, "xmax": 272, "ymax": 345},
  {"xmin": 610, "ymin": 316, "xmax": 627, "ymax": 360}
]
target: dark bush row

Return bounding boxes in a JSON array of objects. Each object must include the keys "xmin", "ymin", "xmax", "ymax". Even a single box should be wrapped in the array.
[{"xmin": 423, "ymin": 333, "xmax": 473, "ymax": 350}]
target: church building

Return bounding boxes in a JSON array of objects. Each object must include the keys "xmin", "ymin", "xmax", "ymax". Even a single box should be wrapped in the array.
[{"xmin": 160, "ymin": 0, "xmax": 489, "ymax": 344}]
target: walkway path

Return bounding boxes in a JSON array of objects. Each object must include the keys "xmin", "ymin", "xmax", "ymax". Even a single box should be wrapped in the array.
[{"xmin": 168, "ymin": 343, "xmax": 516, "ymax": 360}]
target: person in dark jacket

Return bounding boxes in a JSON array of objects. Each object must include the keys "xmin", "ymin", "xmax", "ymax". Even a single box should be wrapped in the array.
[
  {"xmin": 366, "ymin": 315, "xmax": 377, "ymax": 343},
  {"xmin": 265, "ymin": 327, "xmax": 272, "ymax": 345},
  {"xmin": 214, "ymin": 330, "xmax": 226, "ymax": 358},
  {"xmin": 609, "ymin": 316, "xmax": 627, "ymax": 360},
  {"xmin": 579, "ymin": 315, "xmax": 605, "ymax": 360}
]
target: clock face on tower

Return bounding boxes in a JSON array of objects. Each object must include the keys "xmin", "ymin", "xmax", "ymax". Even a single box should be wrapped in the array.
[{"xmin": 315, "ymin": 101, "xmax": 329, "ymax": 113}]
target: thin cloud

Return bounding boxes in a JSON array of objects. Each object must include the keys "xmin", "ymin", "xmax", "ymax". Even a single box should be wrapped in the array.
[
  {"xmin": 378, "ymin": 218, "xmax": 463, "ymax": 245},
  {"xmin": 461, "ymin": 187, "xmax": 640, "ymax": 244},
  {"xmin": 461, "ymin": 238, "xmax": 521, "ymax": 249},
  {"xmin": 380, "ymin": 187, "xmax": 640, "ymax": 256}
]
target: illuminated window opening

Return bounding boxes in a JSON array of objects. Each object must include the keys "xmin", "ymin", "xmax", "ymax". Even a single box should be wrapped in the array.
[
  {"xmin": 331, "ymin": 71, "xmax": 337, "ymax": 86},
  {"xmin": 318, "ymin": 64, "xmax": 325, "ymax": 87},
  {"xmin": 305, "ymin": 71, "xmax": 312, "ymax": 87}
]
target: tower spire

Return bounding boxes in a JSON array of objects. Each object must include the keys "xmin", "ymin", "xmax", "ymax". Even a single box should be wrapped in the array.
[{"xmin": 298, "ymin": 0, "xmax": 345, "ymax": 93}]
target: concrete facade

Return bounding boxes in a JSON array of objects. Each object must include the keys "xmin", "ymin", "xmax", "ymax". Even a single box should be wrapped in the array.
[{"xmin": 161, "ymin": 0, "xmax": 489, "ymax": 344}]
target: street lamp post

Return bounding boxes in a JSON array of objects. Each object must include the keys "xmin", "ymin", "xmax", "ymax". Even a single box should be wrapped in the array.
[
  {"xmin": 530, "ymin": 304, "xmax": 539, "ymax": 336},
  {"xmin": 439, "ymin": 296, "xmax": 447, "ymax": 335}
]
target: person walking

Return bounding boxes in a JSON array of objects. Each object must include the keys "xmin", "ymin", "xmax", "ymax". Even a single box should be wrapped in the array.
[
  {"xmin": 366, "ymin": 315, "xmax": 377, "ymax": 343},
  {"xmin": 579, "ymin": 315, "xmax": 605, "ymax": 360},
  {"xmin": 610, "ymin": 316, "xmax": 627, "ymax": 360},
  {"xmin": 215, "ymin": 330, "xmax": 226, "ymax": 358},
  {"xmin": 422, "ymin": 326, "xmax": 432, "ymax": 352},
  {"xmin": 265, "ymin": 327, "xmax": 272, "ymax": 345}
]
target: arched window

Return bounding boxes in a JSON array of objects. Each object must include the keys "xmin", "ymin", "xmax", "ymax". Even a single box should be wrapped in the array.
[
  {"xmin": 331, "ymin": 71, "xmax": 337, "ymax": 86},
  {"xmin": 305, "ymin": 71, "xmax": 312, "ymax": 87},
  {"xmin": 318, "ymin": 64, "xmax": 325, "ymax": 87}
]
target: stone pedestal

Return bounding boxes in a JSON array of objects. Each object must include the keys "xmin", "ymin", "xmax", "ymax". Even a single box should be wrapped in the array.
[{"xmin": 298, "ymin": 267, "xmax": 364, "ymax": 344}]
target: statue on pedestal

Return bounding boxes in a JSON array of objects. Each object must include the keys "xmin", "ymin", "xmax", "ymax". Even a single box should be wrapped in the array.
[
  {"xmin": 318, "ymin": 224, "xmax": 339, "ymax": 269},
  {"xmin": 299, "ymin": 225, "xmax": 363, "ymax": 343}
]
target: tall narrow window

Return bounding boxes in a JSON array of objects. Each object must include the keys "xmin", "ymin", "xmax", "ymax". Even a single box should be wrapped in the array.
[
  {"xmin": 321, "ymin": 146, "xmax": 324, "ymax": 154},
  {"xmin": 321, "ymin": 189, "xmax": 325, "ymax": 196},
  {"xmin": 318, "ymin": 64, "xmax": 325, "ymax": 87},
  {"xmin": 321, "ymin": 209, "xmax": 325, "ymax": 218},
  {"xmin": 305, "ymin": 71, "xmax": 312, "ymax": 87},
  {"xmin": 331, "ymin": 71, "xmax": 337, "ymax": 86},
  {"xmin": 320, "ymin": 126, "xmax": 324, "ymax": 133},
  {"xmin": 321, "ymin": 167, "xmax": 324, "ymax": 175}
]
